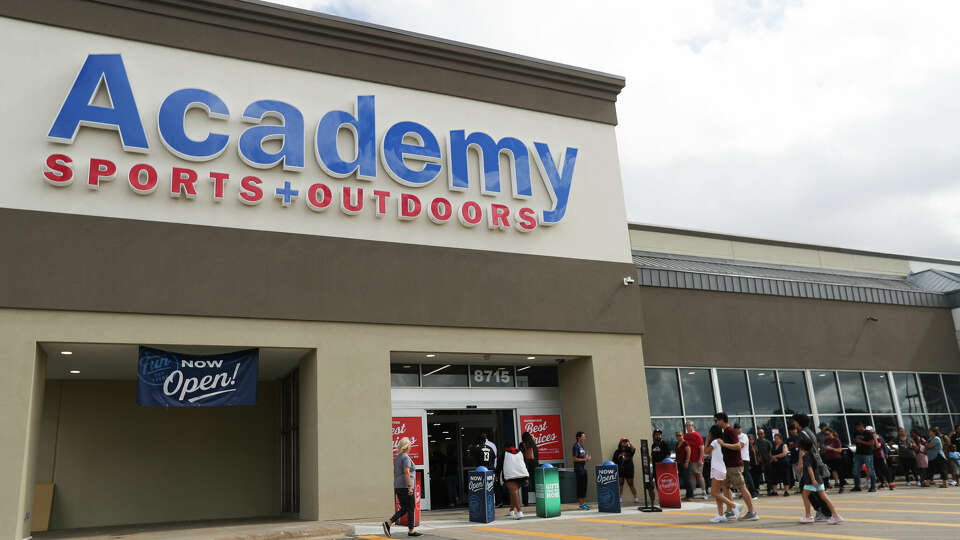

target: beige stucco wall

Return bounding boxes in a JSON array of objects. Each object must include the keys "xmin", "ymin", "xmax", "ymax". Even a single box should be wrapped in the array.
[
  {"xmin": 34, "ymin": 380, "xmax": 282, "ymax": 530},
  {"xmin": 0, "ymin": 308, "xmax": 645, "ymax": 538},
  {"xmin": 629, "ymin": 229, "xmax": 912, "ymax": 275}
]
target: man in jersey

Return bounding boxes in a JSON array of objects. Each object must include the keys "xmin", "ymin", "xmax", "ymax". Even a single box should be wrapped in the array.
[
  {"xmin": 714, "ymin": 412, "xmax": 759, "ymax": 521},
  {"xmin": 481, "ymin": 433, "xmax": 504, "ymax": 508}
]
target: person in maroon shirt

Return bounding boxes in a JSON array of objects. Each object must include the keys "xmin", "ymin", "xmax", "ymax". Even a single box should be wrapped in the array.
[
  {"xmin": 684, "ymin": 421, "xmax": 706, "ymax": 500},
  {"xmin": 715, "ymin": 412, "xmax": 758, "ymax": 521}
]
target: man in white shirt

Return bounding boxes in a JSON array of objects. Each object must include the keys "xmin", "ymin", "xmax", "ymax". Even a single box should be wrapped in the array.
[{"xmin": 735, "ymin": 424, "xmax": 759, "ymax": 499}]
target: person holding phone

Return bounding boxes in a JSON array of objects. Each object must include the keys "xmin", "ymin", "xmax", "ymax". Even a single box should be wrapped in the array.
[
  {"xmin": 612, "ymin": 438, "xmax": 639, "ymax": 503},
  {"xmin": 572, "ymin": 431, "xmax": 592, "ymax": 510}
]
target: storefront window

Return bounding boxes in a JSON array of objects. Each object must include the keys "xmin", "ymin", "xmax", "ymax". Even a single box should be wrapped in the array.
[
  {"xmin": 469, "ymin": 365, "xmax": 515, "ymax": 388},
  {"xmin": 716, "ymin": 369, "xmax": 752, "ymax": 415},
  {"xmin": 749, "ymin": 370, "xmax": 782, "ymax": 415},
  {"xmin": 731, "ymin": 416, "xmax": 755, "ymax": 436},
  {"xmin": 778, "ymin": 371, "xmax": 809, "ymax": 415},
  {"xmin": 846, "ymin": 415, "xmax": 871, "ymax": 440},
  {"xmin": 920, "ymin": 373, "xmax": 948, "ymax": 413},
  {"xmin": 902, "ymin": 415, "xmax": 927, "ymax": 437},
  {"xmin": 942, "ymin": 374, "xmax": 960, "ymax": 414},
  {"xmin": 391, "ymin": 363, "xmax": 420, "ymax": 387},
  {"xmin": 421, "ymin": 364, "xmax": 469, "ymax": 387},
  {"xmin": 646, "ymin": 368, "xmax": 682, "ymax": 417},
  {"xmin": 863, "ymin": 372, "xmax": 895, "ymax": 413},
  {"xmin": 928, "ymin": 415, "xmax": 952, "ymax": 433},
  {"xmin": 651, "ymin": 417, "xmax": 684, "ymax": 444},
  {"xmin": 680, "ymin": 369, "xmax": 715, "ymax": 416},
  {"xmin": 819, "ymin": 415, "xmax": 848, "ymax": 445},
  {"xmin": 894, "ymin": 372, "xmax": 924, "ymax": 414},
  {"xmin": 838, "ymin": 372, "xmax": 868, "ymax": 413},
  {"xmin": 812, "ymin": 371, "xmax": 842, "ymax": 414},
  {"xmin": 515, "ymin": 366, "xmax": 558, "ymax": 387},
  {"xmin": 755, "ymin": 416, "xmax": 786, "ymax": 440},
  {"xmin": 872, "ymin": 415, "xmax": 898, "ymax": 441}
]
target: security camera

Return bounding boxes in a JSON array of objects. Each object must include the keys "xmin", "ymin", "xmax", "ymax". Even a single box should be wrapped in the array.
[{"xmin": 623, "ymin": 276, "xmax": 636, "ymax": 286}]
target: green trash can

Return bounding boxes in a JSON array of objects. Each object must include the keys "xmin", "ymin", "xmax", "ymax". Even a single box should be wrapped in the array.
[{"xmin": 535, "ymin": 465, "xmax": 562, "ymax": 518}]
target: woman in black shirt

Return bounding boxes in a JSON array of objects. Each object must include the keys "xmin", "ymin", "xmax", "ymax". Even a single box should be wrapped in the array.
[{"xmin": 612, "ymin": 438, "xmax": 639, "ymax": 503}]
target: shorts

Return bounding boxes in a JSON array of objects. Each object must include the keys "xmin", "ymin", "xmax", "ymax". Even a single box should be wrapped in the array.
[
  {"xmin": 575, "ymin": 468, "xmax": 587, "ymax": 498},
  {"xmin": 803, "ymin": 484, "xmax": 826, "ymax": 492},
  {"xmin": 711, "ymin": 468, "xmax": 726, "ymax": 481},
  {"xmin": 690, "ymin": 462, "xmax": 703, "ymax": 474},
  {"xmin": 723, "ymin": 466, "xmax": 746, "ymax": 490}
]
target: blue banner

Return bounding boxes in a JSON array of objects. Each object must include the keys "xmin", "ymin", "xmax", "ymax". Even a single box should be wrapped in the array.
[
  {"xmin": 596, "ymin": 464, "xmax": 621, "ymax": 513},
  {"xmin": 137, "ymin": 346, "xmax": 258, "ymax": 406},
  {"xmin": 468, "ymin": 469, "xmax": 495, "ymax": 523}
]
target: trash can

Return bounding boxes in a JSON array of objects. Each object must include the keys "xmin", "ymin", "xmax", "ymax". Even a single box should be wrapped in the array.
[
  {"xmin": 596, "ymin": 461, "xmax": 620, "ymax": 513},
  {"xmin": 535, "ymin": 464, "xmax": 562, "ymax": 518},
  {"xmin": 654, "ymin": 460, "xmax": 682, "ymax": 508},
  {"xmin": 558, "ymin": 468, "xmax": 578, "ymax": 503},
  {"xmin": 395, "ymin": 471, "xmax": 421, "ymax": 527},
  {"xmin": 468, "ymin": 467, "xmax": 495, "ymax": 523}
]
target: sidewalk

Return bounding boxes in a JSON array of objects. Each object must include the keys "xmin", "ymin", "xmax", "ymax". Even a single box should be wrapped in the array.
[{"xmin": 32, "ymin": 517, "xmax": 352, "ymax": 540}]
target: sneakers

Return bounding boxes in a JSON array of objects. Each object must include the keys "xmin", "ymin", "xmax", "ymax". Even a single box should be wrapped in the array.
[
  {"xmin": 782, "ymin": 491, "xmax": 790, "ymax": 497},
  {"xmin": 710, "ymin": 514, "xmax": 729, "ymax": 523},
  {"xmin": 799, "ymin": 516, "xmax": 815, "ymax": 524},
  {"xmin": 851, "ymin": 487, "xmax": 862, "ymax": 492},
  {"xmin": 815, "ymin": 511, "xmax": 829, "ymax": 522},
  {"xmin": 578, "ymin": 503, "xmax": 591, "ymax": 510},
  {"xmin": 724, "ymin": 510, "xmax": 736, "ymax": 520},
  {"xmin": 408, "ymin": 532, "xmax": 423, "ymax": 537},
  {"xmin": 907, "ymin": 481, "xmax": 913, "ymax": 486},
  {"xmin": 508, "ymin": 510, "xmax": 516, "ymax": 519},
  {"xmin": 701, "ymin": 494, "xmax": 709, "ymax": 500},
  {"xmin": 838, "ymin": 487, "xmax": 845, "ymax": 494},
  {"xmin": 828, "ymin": 515, "xmax": 845, "ymax": 525},
  {"xmin": 382, "ymin": 521, "xmax": 392, "ymax": 538},
  {"xmin": 868, "ymin": 487, "xmax": 877, "ymax": 492},
  {"xmin": 515, "ymin": 511, "xmax": 524, "ymax": 520},
  {"xmin": 741, "ymin": 511, "xmax": 759, "ymax": 521},
  {"xmin": 734, "ymin": 503, "xmax": 745, "ymax": 518}
]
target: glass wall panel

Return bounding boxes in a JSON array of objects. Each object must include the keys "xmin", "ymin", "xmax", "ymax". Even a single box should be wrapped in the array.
[
  {"xmin": 646, "ymin": 368, "xmax": 682, "ymax": 417},
  {"xmin": 680, "ymin": 369, "xmax": 716, "ymax": 416},
  {"xmin": 819, "ymin": 415, "xmax": 849, "ymax": 445},
  {"xmin": 943, "ymin": 374, "xmax": 960, "ymax": 414},
  {"xmin": 683, "ymin": 418, "xmax": 712, "ymax": 440},
  {"xmin": 731, "ymin": 416, "xmax": 755, "ymax": 436},
  {"xmin": 755, "ymin": 416, "xmax": 786, "ymax": 441},
  {"xmin": 812, "ymin": 371, "xmax": 842, "ymax": 414},
  {"xmin": 920, "ymin": 373, "xmax": 949, "ymax": 413},
  {"xmin": 846, "ymin": 415, "xmax": 871, "ymax": 441},
  {"xmin": 928, "ymin": 415, "xmax": 952, "ymax": 433},
  {"xmin": 651, "ymin": 417, "xmax": 684, "ymax": 448},
  {"xmin": 390, "ymin": 363, "xmax": 420, "ymax": 387},
  {"xmin": 516, "ymin": 366, "xmax": 559, "ymax": 387},
  {"xmin": 895, "ymin": 373, "xmax": 924, "ymax": 414},
  {"xmin": 716, "ymin": 369, "xmax": 752, "ymax": 415},
  {"xmin": 873, "ymin": 415, "xmax": 898, "ymax": 441},
  {"xmin": 749, "ymin": 370, "xmax": 782, "ymax": 415},
  {"xmin": 902, "ymin": 415, "xmax": 928, "ymax": 437},
  {"xmin": 863, "ymin": 372, "xmax": 895, "ymax": 413},
  {"xmin": 838, "ymin": 372, "xmax": 868, "ymax": 413},
  {"xmin": 421, "ymin": 364, "xmax": 469, "ymax": 387},
  {"xmin": 778, "ymin": 371, "xmax": 810, "ymax": 414}
]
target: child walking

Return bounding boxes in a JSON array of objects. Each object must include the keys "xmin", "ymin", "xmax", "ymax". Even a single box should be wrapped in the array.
[{"xmin": 798, "ymin": 437, "xmax": 843, "ymax": 525}]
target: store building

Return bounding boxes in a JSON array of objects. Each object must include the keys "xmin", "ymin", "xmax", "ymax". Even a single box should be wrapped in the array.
[
  {"xmin": 0, "ymin": 1, "xmax": 647, "ymax": 537},
  {"xmin": 630, "ymin": 223, "xmax": 960, "ymax": 447}
]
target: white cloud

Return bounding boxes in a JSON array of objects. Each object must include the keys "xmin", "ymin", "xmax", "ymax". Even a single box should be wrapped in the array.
[{"xmin": 274, "ymin": 0, "xmax": 959, "ymax": 259}]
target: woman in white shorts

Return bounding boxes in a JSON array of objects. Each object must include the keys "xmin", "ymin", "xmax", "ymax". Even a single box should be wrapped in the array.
[{"xmin": 707, "ymin": 424, "xmax": 736, "ymax": 522}]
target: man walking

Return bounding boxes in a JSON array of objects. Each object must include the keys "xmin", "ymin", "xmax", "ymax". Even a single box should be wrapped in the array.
[
  {"xmin": 684, "ymin": 421, "xmax": 706, "ymax": 500},
  {"xmin": 852, "ymin": 422, "xmax": 877, "ymax": 492},
  {"xmin": 735, "ymin": 424, "xmax": 759, "ymax": 499},
  {"xmin": 572, "ymin": 431, "xmax": 592, "ymax": 510},
  {"xmin": 715, "ymin": 412, "xmax": 759, "ymax": 521},
  {"xmin": 756, "ymin": 429, "xmax": 774, "ymax": 496},
  {"xmin": 481, "ymin": 433, "xmax": 504, "ymax": 508}
]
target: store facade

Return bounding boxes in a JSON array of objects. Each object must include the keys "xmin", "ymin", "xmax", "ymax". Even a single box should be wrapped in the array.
[{"xmin": 0, "ymin": 1, "xmax": 647, "ymax": 538}]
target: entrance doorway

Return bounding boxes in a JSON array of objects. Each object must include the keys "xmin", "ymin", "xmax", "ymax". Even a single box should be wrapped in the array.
[{"xmin": 426, "ymin": 409, "xmax": 515, "ymax": 507}]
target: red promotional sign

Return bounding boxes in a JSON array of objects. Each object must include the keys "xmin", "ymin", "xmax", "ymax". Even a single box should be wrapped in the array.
[
  {"xmin": 519, "ymin": 415, "xmax": 564, "ymax": 461},
  {"xmin": 655, "ymin": 461, "xmax": 682, "ymax": 508},
  {"xmin": 392, "ymin": 416, "xmax": 424, "ymax": 466}
]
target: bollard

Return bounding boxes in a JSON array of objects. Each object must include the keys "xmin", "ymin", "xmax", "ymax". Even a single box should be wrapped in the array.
[
  {"xmin": 535, "ymin": 464, "xmax": 561, "ymax": 518},
  {"xmin": 596, "ymin": 461, "xmax": 621, "ymax": 513},
  {"xmin": 468, "ymin": 467, "xmax": 495, "ymax": 523}
]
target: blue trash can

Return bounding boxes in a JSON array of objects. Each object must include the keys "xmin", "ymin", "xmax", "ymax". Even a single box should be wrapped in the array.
[
  {"xmin": 468, "ymin": 467, "xmax": 495, "ymax": 523},
  {"xmin": 596, "ymin": 461, "xmax": 621, "ymax": 513}
]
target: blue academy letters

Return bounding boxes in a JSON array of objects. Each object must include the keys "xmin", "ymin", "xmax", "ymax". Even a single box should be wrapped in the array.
[{"xmin": 47, "ymin": 54, "xmax": 579, "ymax": 225}]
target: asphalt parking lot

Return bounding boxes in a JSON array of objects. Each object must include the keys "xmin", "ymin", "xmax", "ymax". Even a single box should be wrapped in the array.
[{"xmin": 355, "ymin": 486, "xmax": 960, "ymax": 540}]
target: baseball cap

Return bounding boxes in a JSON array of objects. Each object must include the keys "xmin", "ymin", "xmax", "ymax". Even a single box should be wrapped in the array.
[
  {"xmin": 653, "ymin": 429, "xmax": 662, "ymax": 434},
  {"xmin": 865, "ymin": 425, "xmax": 874, "ymax": 431}
]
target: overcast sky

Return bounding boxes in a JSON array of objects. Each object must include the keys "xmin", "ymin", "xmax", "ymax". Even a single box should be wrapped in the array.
[{"xmin": 274, "ymin": 0, "xmax": 958, "ymax": 259}]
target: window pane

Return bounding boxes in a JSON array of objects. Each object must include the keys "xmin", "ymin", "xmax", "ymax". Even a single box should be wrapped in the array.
[
  {"xmin": 838, "ymin": 372, "xmax": 868, "ymax": 413},
  {"xmin": 716, "ymin": 369, "xmax": 752, "ymax": 415},
  {"xmin": 894, "ymin": 373, "xmax": 924, "ymax": 414},
  {"xmin": 864, "ymin": 372, "xmax": 895, "ymax": 413},
  {"xmin": 682, "ymin": 418, "xmax": 711, "ymax": 441},
  {"xmin": 928, "ymin": 415, "xmax": 952, "ymax": 434},
  {"xmin": 680, "ymin": 369, "xmax": 715, "ymax": 416},
  {"xmin": 651, "ymin": 417, "xmax": 684, "ymax": 449},
  {"xmin": 421, "ymin": 364, "xmax": 468, "ymax": 387},
  {"xmin": 812, "ymin": 371, "xmax": 842, "ymax": 414},
  {"xmin": 515, "ymin": 365, "xmax": 558, "ymax": 387},
  {"xmin": 819, "ymin": 415, "xmax": 849, "ymax": 445},
  {"xmin": 731, "ymin": 416, "xmax": 755, "ymax": 436},
  {"xmin": 903, "ymin": 415, "xmax": 928, "ymax": 438},
  {"xmin": 920, "ymin": 373, "xmax": 949, "ymax": 413},
  {"xmin": 646, "ymin": 368, "xmax": 682, "ymax": 417},
  {"xmin": 468, "ymin": 365, "xmax": 515, "ymax": 388},
  {"xmin": 873, "ymin": 415, "xmax": 898, "ymax": 441},
  {"xmin": 943, "ymin": 374, "xmax": 960, "ymax": 414},
  {"xmin": 778, "ymin": 371, "xmax": 810, "ymax": 414},
  {"xmin": 755, "ymin": 416, "xmax": 786, "ymax": 441},
  {"xmin": 390, "ymin": 364, "xmax": 419, "ymax": 387},
  {"xmin": 846, "ymin": 415, "xmax": 871, "ymax": 441},
  {"xmin": 749, "ymin": 370, "xmax": 782, "ymax": 415}
]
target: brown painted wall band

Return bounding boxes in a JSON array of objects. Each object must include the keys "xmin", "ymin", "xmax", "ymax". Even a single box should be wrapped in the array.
[
  {"xmin": 638, "ymin": 286, "xmax": 960, "ymax": 372},
  {"xmin": 0, "ymin": 0, "xmax": 624, "ymax": 125},
  {"xmin": 0, "ymin": 208, "xmax": 645, "ymax": 334}
]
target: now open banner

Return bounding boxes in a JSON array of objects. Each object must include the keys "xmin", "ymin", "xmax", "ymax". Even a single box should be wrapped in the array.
[
  {"xmin": 520, "ymin": 414, "xmax": 563, "ymax": 461},
  {"xmin": 137, "ymin": 346, "xmax": 258, "ymax": 406}
]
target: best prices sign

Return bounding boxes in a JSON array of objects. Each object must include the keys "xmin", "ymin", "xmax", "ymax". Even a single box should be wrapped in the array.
[
  {"xmin": 520, "ymin": 414, "xmax": 563, "ymax": 461},
  {"xmin": 392, "ymin": 416, "xmax": 424, "ymax": 466}
]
